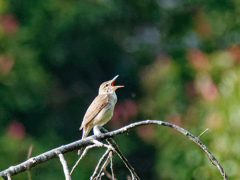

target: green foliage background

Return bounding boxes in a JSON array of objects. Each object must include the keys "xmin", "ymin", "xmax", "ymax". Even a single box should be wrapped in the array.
[{"xmin": 0, "ymin": 0, "xmax": 240, "ymax": 179}]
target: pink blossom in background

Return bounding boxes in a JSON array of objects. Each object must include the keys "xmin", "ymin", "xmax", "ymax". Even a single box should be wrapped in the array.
[
  {"xmin": 0, "ymin": 54, "xmax": 14, "ymax": 74},
  {"xmin": 186, "ymin": 49, "xmax": 209, "ymax": 71},
  {"xmin": 7, "ymin": 120, "xmax": 26, "ymax": 140},
  {"xmin": 185, "ymin": 81, "xmax": 197, "ymax": 97},
  {"xmin": 166, "ymin": 114, "xmax": 183, "ymax": 133},
  {"xmin": 0, "ymin": 14, "xmax": 19, "ymax": 35},
  {"xmin": 111, "ymin": 99, "xmax": 138, "ymax": 128},
  {"xmin": 228, "ymin": 45, "xmax": 240, "ymax": 62},
  {"xmin": 194, "ymin": 11, "xmax": 211, "ymax": 37},
  {"xmin": 137, "ymin": 124, "xmax": 155, "ymax": 142},
  {"xmin": 196, "ymin": 75, "xmax": 219, "ymax": 102}
]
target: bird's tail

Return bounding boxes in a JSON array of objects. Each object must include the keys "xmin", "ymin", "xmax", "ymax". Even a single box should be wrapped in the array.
[{"xmin": 78, "ymin": 125, "xmax": 91, "ymax": 155}]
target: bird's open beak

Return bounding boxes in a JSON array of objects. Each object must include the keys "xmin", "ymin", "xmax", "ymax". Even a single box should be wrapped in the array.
[{"xmin": 111, "ymin": 75, "xmax": 124, "ymax": 89}]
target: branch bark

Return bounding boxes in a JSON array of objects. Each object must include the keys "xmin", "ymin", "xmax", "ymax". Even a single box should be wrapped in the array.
[
  {"xmin": 0, "ymin": 120, "xmax": 228, "ymax": 180},
  {"xmin": 97, "ymin": 126, "xmax": 140, "ymax": 180},
  {"xmin": 57, "ymin": 152, "xmax": 71, "ymax": 180}
]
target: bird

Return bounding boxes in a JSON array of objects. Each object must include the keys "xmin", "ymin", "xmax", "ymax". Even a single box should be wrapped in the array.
[{"xmin": 78, "ymin": 75, "xmax": 124, "ymax": 155}]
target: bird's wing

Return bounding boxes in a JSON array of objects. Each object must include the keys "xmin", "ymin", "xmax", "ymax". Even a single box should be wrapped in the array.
[{"xmin": 79, "ymin": 94, "xmax": 109, "ymax": 130}]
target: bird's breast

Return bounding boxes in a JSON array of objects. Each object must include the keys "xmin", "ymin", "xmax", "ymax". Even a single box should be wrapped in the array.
[
  {"xmin": 93, "ymin": 93, "xmax": 117, "ymax": 126},
  {"xmin": 93, "ymin": 103, "xmax": 115, "ymax": 126}
]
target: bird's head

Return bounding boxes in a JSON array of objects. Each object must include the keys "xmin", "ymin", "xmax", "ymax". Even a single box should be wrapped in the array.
[{"xmin": 99, "ymin": 75, "xmax": 124, "ymax": 94}]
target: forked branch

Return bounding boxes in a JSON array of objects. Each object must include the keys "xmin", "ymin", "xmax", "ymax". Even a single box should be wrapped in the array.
[{"xmin": 0, "ymin": 120, "xmax": 228, "ymax": 180}]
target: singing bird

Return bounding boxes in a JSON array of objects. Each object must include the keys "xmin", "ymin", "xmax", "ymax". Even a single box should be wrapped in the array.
[{"xmin": 78, "ymin": 75, "xmax": 123, "ymax": 155}]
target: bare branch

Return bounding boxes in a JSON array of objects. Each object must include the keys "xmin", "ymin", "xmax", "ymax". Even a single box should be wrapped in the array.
[
  {"xmin": 101, "ymin": 152, "xmax": 117, "ymax": 180},
  {"xmin": 26, "ymin": 145, "xmax": 33, "ymax": 180},
  {"xmin": 7, "ymin": 173, "xmax": 11, "ymax": 180},
  {"xmin": 70, "ymin": 144, "xmax": 98, "ymax": 175},
  {"xmin": 26, "ymin": 145, "xmax": 33, "ymax": 160},
  {"xmin": 91, "ymin": 149, "xmax": 111, "ymax": 180},
  {"xmin": 0, "ymin": 120, "xmax": 228, "ymax": 180},
  {"xmin": 198, "ymin": 128, "xmax": 210, "ymax": 139},
  {"xmin": 57, "ymin": 152, "xmax": 71, "ymax": 180},
  {"xmin": 95, "ymin": 152, "xmax": 111, "ymax": 180},
  {"xmin": 0, "ymin": 135, "xmax": 94, "ymax": 179},
  {"xmin": 70, "ymin": 140, "xmax": 110, "ymax": 175},
  {"xmin": 93, "ymin": 126, "xmax": 116, "ymax": 180},
  {"xmin": 97, "ymin": 126, "xmax": 140, "ymax": 180},
  {"xmin": 109, "ymin": 151, "xmax": 115, "ymax": 180}
]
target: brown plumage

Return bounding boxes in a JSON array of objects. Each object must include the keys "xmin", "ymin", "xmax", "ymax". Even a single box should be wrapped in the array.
[{"xmin": 78, "ymin": 75, "xmax": 123, "ymax": 155}]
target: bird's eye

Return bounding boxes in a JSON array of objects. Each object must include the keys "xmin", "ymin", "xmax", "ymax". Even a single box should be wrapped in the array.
[{"xmin": 105, "ymin": 84, "xmax": 108, "ymax": 87}]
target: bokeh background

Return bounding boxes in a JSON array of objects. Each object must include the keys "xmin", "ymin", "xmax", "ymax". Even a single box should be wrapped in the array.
[{"xmin": 0, "ymin": 0, "xmax": 240, "ymax": 179}]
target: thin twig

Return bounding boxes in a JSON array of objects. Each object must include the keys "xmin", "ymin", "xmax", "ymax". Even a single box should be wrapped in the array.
[
  {"xmin": 93, "ymin": 126, "xmax": 115, "ymax": 180},
  {"xmin": 110, "ymin": 142, "xmax": 139, "ymax": 180},
  {"xmin": 7, "ymin": 173, "xmax": 11, "ymax": 180},
  {"xmin": 91, "ymin": 149, "xmax": 111, "ymax": 180},
  {"xmin": 26, "ymin": 145, "xmax": 33, "ymax": 180},
  {"xmin": 70, "ymin": 140, "xmax": 109, "ymax": 175},
  {"xmin": 70, "ymin": 144, "xmax": 98, "ymax": 175},
  {"xmin": 97, "ymin": 126, "xmax": 140, "ymax": 180},
  {"xmin": 94, "ymin": 127, "xmax": 116, "ymax": 180},
  {"xmin": 198, "ymin": 128, "xmax": 210, "ymax": 139},
  {"xmin": 103, "ymin": 159, "xmax": 116, "ymax": 180},
  {"xmin": 95, "ymin": 154, "xmax": 111, "ymax": 180},
  {"xmin": 103, "ymin": 169, "xmax": 113, "ymax": 180},
  {"xmin": 57, "ymin": 152, "xmax": 71, "ymax": 180},
  {"xmin": 26, "ymin": 145, "xmax": 33, "ymax": 160},
  {"xmin": 109, "ymin": 151, "xmax": 115, "ymax": 180}
]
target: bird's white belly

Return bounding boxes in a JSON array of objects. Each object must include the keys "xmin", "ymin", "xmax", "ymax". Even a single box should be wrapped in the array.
[{"xmin": 93, "ymin": 103, "xmax": 114, "ymax": 126}]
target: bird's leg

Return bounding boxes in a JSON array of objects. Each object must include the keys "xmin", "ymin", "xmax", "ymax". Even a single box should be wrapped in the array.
[{"xmin": 93, "ymin": 125, "xmax": 103, "ymax": 136}]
